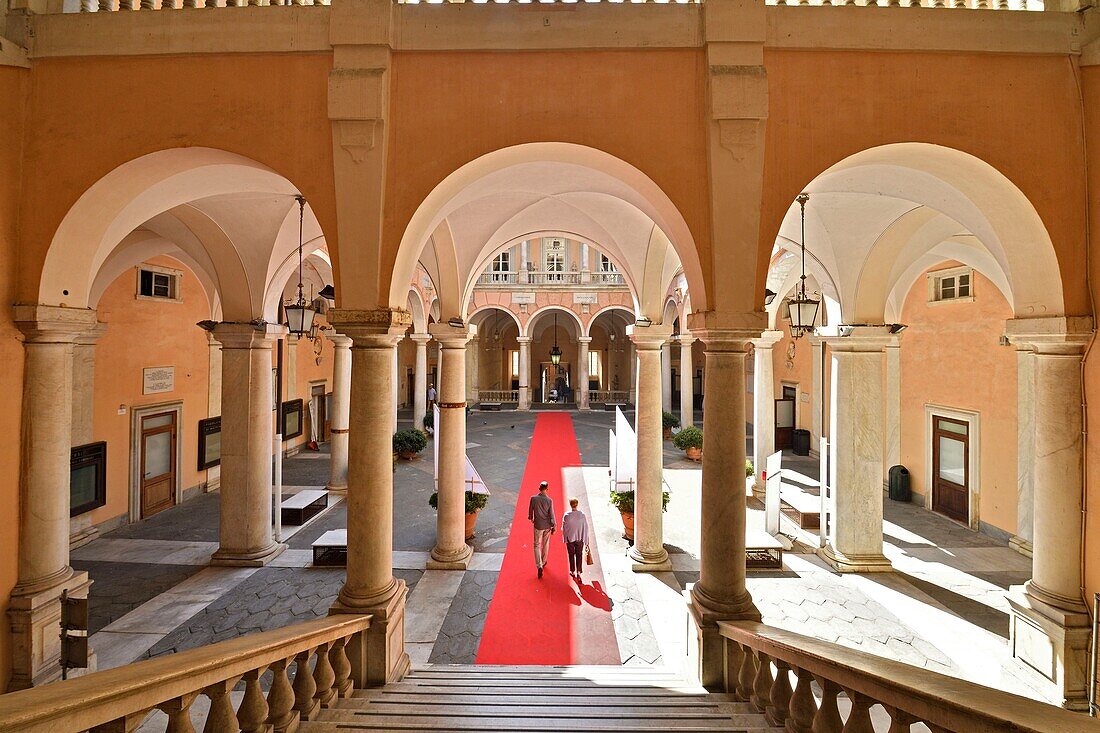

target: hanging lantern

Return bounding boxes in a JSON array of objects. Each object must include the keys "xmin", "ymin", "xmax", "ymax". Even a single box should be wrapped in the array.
[
  {"xmin": 284, "ymin": 195, "xmax": 317, "ymax": 339},
  {"xmin": 786, "ymin": 193, "xmax": 820, "ymax": 339},
  {"xmin": 549, "ymin": 313, "xmax": 562, "ymax": 365}
]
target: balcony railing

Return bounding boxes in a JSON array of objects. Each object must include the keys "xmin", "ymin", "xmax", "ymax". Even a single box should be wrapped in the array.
[
  {"xmin": 476, "ymin": 271, "xmax": 518, "ymax": 285},
  {"xmin": 528, "ymin": 270, "xmax": 581, "ymax": 285},
  {"xmin": 590, "ymin": 271, "xmax": 625, "ymax": 285}
]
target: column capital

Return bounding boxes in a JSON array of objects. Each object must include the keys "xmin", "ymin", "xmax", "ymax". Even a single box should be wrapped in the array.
[
  {"xmin": 691, "ymin": 328, "xmax": 759, "ymax": 353},
  {"xmin": 328, "ymin": 308, "xmax": 411, "ymax": 348},
  {"xmin": 677, "ymin": 334, "xmax": 696, "ymax": 347},
  {"xmin": 749, "ymin": 329, "xmax": 783, "ymax": 349},
  {"xmin": 1004, "ymin": 316, "xmax": 1093, "ymax": 355},
  {"xmin": 515, "ymin": 336, "xmax": 532, "ymax": 344},
  {"xmin": 577, "ymin": 336, "xmax": 592, "ymax": 345},
  {"xmin": 818, "ymin": 324, "xmax": 897, "ymax": 353},
  {"xmin": 409, "ymin": 332, "xmax": 432, "ymax": 345},
  {"xmin": 208, "ymin": 321, "xmax": 285, "ymax": 349},
  {"xmin": 325, "ymin": 331, "xmax": 354, "ymax": 349},
  {"xmin": 627, "ymin": 324, "xmax": 674, "ymax": 349},
  {"xmin": 428, "ymin": 322, "xmax": 476, "ymax": 347},
  {"xmin": 13, "ymin": 304, "xmax": 99, "ymax": 343},
  {"xmin": 74, "ymin": 321, "xmax": 108, "ymax": 347},
  {"xmin": 686, "ymin": 309, "xmax": 766, "ymax": 334}
]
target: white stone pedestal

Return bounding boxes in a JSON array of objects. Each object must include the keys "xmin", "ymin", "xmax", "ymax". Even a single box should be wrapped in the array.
[{"xmin": 1007, "ymin": 587, "xmax": 1091, "ymax": 710}]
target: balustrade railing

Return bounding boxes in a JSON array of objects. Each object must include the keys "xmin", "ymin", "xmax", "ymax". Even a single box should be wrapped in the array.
[
  {"xmin": 719, "ymin": 620, "xmax": 1100, "ymax": 733},
  {"xmin": 590, "ymin": 271, "xmax": 626, "ymax": 285},
  {"xmin": 528, "ymin": 270, "xmax": 581, "ymax": 285},
  {"xmin": 588, "ymin": 389, "xmax": 631, "ymax": 403},
  {"xmin": 0, "ymin": 615, "xmax": 371, "ymax": 733},
  {"xmin": 476, "ymin": 271, "xmax": 518, "ymax": 285},
  {"xmin": 479, "ymin": 389, "xmax": 519, "ymax": 402}
]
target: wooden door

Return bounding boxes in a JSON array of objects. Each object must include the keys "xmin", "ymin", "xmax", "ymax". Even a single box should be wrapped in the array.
[
  {"xmin": 140, "ymin": 411, "xmax": 176, "ymax": 518},
  {"xmin": 311, "ymin": 385, "xmax": 327, "ymax": 442},
  {"xmin": 774, "ymin": 385, "xmax": 796, "ymax": 450},
  {"xmin": 932, "ymin": 415, "xmax": 969, "ymax": 523}
]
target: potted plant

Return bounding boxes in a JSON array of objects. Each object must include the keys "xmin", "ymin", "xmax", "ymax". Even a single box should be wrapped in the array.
[
  {"xmin": 746, "ymin": 459, "xmax": 754, "ymax": 478},
  {"xmin": 609, "ymin": 489, "xmax": 670, "ymax": 543},
  {"xmin": 429, "ymin": 490, "xmax": 490, "ymax": 539},
  {"xmin": 393, "ymin": 429, "xmax": 428, "ymax": 460},
  {"xmin": 662, "ymin": 411, "xmax": 680, "ymax": 440},
  {"xmin": 422, "ymin": 410, "xmax": 434, "ymax": 436},
  {"xmin": 673, "ymin": 426, "xmax": 703, "ymax": 461}
]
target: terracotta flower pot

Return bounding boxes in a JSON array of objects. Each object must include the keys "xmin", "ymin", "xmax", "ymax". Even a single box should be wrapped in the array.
[
  {"xmin": 662, "ymin": 428, "xmax": 673, "ymax": 440},
  {"xmin": 686, "ymin": 446, "xmax": 702, "ymax": 462},
  {"xmin": 619, "ymin": 510, "xmax": 635, "ymax": 543},
  {"xmin": 398, "ymin": 450, "xmax": 418, "ymax": 460},
  {"xmin": 464, "ymin": 510, "xmax": 479, "ymax": 540}
]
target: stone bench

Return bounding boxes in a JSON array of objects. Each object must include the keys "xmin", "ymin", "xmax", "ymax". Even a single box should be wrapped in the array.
[
  {"xmin": 780, "ymin": 484, "xmax": 821, "ymax": 530},
  {"xmin": 746, "ymin": 529, "xmax": 784, "ymax": 570},
  {"xmin": 480, "ymin": 402, "xmax": 503, "ymax": 411},
  {"xmin": 280, "ymin": 489, "xmax": 328, "ymax": 526},
  {"xmin": 312, "ymin": 529, "xmax": 348, "ymax": 567}
]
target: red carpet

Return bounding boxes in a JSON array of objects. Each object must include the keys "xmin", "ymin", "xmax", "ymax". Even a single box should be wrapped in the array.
[{"xmin": 476, "ymin": 413, "xmax": 620, "ymax": 665}]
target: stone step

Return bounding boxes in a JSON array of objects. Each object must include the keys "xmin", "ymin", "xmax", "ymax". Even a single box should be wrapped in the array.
[
  {"xmin": 349, "ymin": 692, "xmax": 751, "ymax": 705},
  {"xmin": 337, "ymin": 699, "xmax": 761, "ymax": 715}
]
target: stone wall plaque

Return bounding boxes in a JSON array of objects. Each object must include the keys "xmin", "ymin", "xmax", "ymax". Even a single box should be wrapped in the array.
[
  {"xmin": 511, "ymin": 292, "xmax": 536, "ymax": 304},
  {"xmin": 142, "ymin": 366, "xmax": 175, "ymax": 395},
  {"xmin": 573, "ymin": 293, "xmax": 598, "ymax": 304}
]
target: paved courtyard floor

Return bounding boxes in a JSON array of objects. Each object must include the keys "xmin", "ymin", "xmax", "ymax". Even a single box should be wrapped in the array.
[{"xmin": 73, "ymin": 409, "xmax": 1055, "ymax": 712}]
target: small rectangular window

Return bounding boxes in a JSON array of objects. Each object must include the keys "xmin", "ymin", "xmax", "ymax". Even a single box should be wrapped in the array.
[
  {"xmin": 511, "ymin": 351, "xmax": 520, "ymax": 377},
  {"xmin": 929, "ymin": 267, "xmax": 973, "ymax": 303},
  {"xmin": 137, "ymin": 266, "xmax": 181, "ymax": 302}
]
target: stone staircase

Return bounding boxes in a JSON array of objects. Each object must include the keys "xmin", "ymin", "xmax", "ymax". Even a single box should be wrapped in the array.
[{"xmin": 300, "ymin": 664, "xmax": 784, "ymax": 732}]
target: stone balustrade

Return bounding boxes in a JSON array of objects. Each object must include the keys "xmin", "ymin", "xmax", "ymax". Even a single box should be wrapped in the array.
[
  {"xmin": 84, "ymin": 0, "xmax": 328, "ymax": 10},
  {"xmin": 478, "ymin": 389, "xmax": 519, "ymax": 402},
  {"xmin": 0, "ymin": 615, "xmax": 371, "ymax": 733},
  {"xmin": 718, "ymin": 620, "xmax": 1100, "ymax": 733},
  {"xmin": 589, "ymin": 389, "xmax": 631, "ymax": 403}
]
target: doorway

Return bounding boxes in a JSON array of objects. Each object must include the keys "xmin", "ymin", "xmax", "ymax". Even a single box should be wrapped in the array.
[
  {"xmin": 140, "ymin": 411, "xmax": 177, "ymax": 518},
  {"xmin": 774, "ymin": 385, "xmax": 796, "ymax": 450},
  {"xmin": 310, "ymin": 383, "xmax": 328, "ymax": 442},
  {"xmin": 932, "ymin": 415, "xmax": 969, "ymax": 524}
]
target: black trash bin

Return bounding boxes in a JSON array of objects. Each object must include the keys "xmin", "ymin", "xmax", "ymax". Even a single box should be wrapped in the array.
[
  {"xmin": 888, "ymin": 465, "xmax": 911, "ymax": 502},
  {"xmin": 792, "ymin": 429, "xmax": 811, "ymax": 456}
]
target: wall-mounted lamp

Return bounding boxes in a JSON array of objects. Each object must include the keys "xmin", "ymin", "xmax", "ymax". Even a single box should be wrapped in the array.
[{"xmin": 764, "ymin": 289, "xmax": 777, "ymax": 307}]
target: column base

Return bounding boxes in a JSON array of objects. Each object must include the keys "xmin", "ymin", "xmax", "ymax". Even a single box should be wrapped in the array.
[
  {"xmin": 686, "ymin": 586, "xmax": 761, "ymax": 691},
  {"xmin": 817, "ymin": 544, "xmax": 892, "ymax": 573},
  {"xmin": 1008, "ymin": 536, "xmax": 1033, "ymax": 558},
  {"xmin": 7, "ymin": 570, "xmax": 97, "ymax": 691},
  {"xmin": 628, "ymin": 546, "xmax": 671, "ymax": 573},
  {"xmin": 325, "ymin": 483, "xmax": 348, "ymax": 494},
  {"xmin": 427, "ymin": 544, "xmax": 472, "ymax": 570},
  {"xmin": 210, "ymin": 542, "xmax": 286, "ymax": 567},
  {"xmin": 1006, "ymin": 585, "xmax": 1091, "ymax": 710},
  {"xmin": 331, "ymin": 579, "xmax": 411, "ymax": 688}
]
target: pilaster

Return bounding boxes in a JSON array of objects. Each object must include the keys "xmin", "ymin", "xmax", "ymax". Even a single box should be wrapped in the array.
[{"xmin": 750, "ymin": 329, "xmax": 783, "ymax": 496}]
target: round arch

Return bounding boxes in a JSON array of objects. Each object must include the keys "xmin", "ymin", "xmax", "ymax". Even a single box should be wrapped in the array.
[
  {"xmin": 40, "ymin": 147, "xmax": 302, "ymax": 317},
  {"xmin": 468, "ymin": 304, "xmax": 523, "ymax": 337},
  {"xmin": 388, "ymin": 142, "xmax": 708, "ymax": 318},
  {"xmin": 522, "ymin": 304, "xmax": 585, "ymax": 340},
  {"xmin": 585, "ymin": 305, "xmax": 636, "ymax": 339}
]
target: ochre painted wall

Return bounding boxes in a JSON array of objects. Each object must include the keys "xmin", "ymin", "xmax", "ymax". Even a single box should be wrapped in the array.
[
  {"xmin": 385, "ymin": 49, "xmax": 710, "ymax": 304},
  {"xmin": 897, "ymin": 267, "xmax": 1017, "ymax": 536},
  {"xmin": 0, "ymin": 64, "xmax": 30, "ymax": 694},
  {"xmin": 16, "ymin": 54, "xmax": 337, "ymax": 306},
  {"xmin": 763, "ymin": 50, "xmax": 1089, "ymax": 316},
  {"xmin": 91, "ymin": 256, "xmax": 214, "ymax": 527},
  {"xmin": 770, "ymin": 319, "xmax": 814, "ymax": 434}
]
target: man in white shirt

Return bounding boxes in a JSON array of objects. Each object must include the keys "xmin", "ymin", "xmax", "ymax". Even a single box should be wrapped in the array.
[
  {"xmin": 427, "ymin": 384, "xmax": 437, "ymax": 408},
  {"xmin": 561, "ymin": 498, "xmax": 590, "ymax": 580}
]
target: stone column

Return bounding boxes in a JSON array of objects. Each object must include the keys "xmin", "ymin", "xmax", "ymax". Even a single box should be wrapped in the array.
[
  {"xmin": 1004, "ymin": 317, "xmax": 1092, "ymax": 709},
  {"xmin": 206, "ymin": 332, "xmax": 223, "ymax": 492},
  {"xmin": 678, "ymin": 334, "xmax": 695, "ymax": 429},
  {"xmin": 210, "ymin": 322, "xmax": 286, "ymax": 568},
  {"xmin": 285, "ymin": 337, "xmax": 298, "ymax": 402},
  {"xmin": 466, "ymin": 335, "xmax": 479, "ymax": 404},
  {"xmin": 628, "ymin": 325, "xmax": 674, "ymax": 572},
  {"xmin": 411, "ymin": 333, "xmax": 429, "ymax": 432},
  {"xmin": 519, "ymin": 241, "xmax": 529, "ymax": 284},
  {"xmin": 577, "ymin": 337, "xmax": 591, "ymax": 410},
  {"xmin": 516, "ymin": 336, "xmax": 532, "ymax": 411},
  {"xmin": 325, "ymin": 332, "xmax": 352, "ymax": 493},
  {"xmin": 660, "ymin": 341, "xmax": 673, "ymax": 414},
  {"xmin": 428, "ymin": 322, "xmax": 475, "ymax": 570},
  {"xmin": 70, "ymin": 322, "xmax": 107, "ymax": 549},
  {"xmin": 809, "ymin": 336, "xmax": 824, "ymax": 454},
  {"xmin": 391, "ymin": 343, "xmax": 400, "ymax": 434},
  {"xmin": 751, "ymin": 330, "xmax": 783, "ymax": 494},
  {"xmin": 9, "ymin": 306, "xmax": 99, "ymax": 690},
  {"xmin": 819, "ymin": 326, "xmax": 893, "ymax": 574},
  {"xmin": 883, "ymin": 338, "xmax": 901, "ymax": 489},
  {"xmin": 687, "ymin": 322, "xmax": 762, "ymax": 691},
  {"xmin": 627, "ymin": 340, "xmax": 637, "ymax": 404},
  {"xmin": 1010, "ymin": 345, "xmax": 1035, "ymax": 557},
  {"xmin": 327, "ymin": 309, "xmax": 412, "ymax": 687}
]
